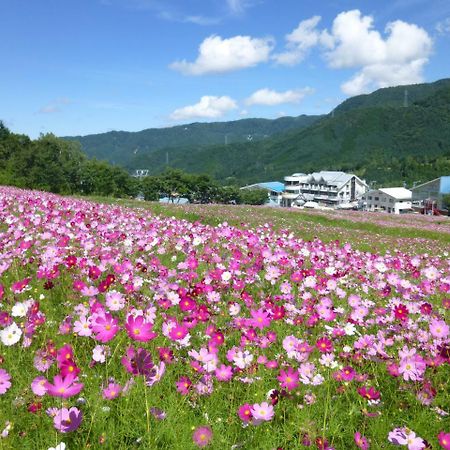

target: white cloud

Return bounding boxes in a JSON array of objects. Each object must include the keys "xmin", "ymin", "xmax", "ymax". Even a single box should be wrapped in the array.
[
  {"xmin": 273, "ymin": 16, "xmax": 332, "ymax": 65},
  {"xmin": 325, "ymin": 10, "xmax": 432, "ymax": 95},
  {"xmin": 170, "ymin": 95, "xmax": 238, "ymax": 120},
  {"xmin": 245, "ymin": 87, "xmax": 314, "ymax": 106},
  {"xmin": 170, "ymin": 35, "xmax": 274, "ymax": 75},
  {"xmin": 436, "ymin": 17, "xmax": 450, "ymax": 35},
  {"xmin": 275, "ymin": 10, "xmax": 433, "ymax": 96}
]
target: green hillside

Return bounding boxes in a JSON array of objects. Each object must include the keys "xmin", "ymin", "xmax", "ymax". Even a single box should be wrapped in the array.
[
  {"xmin": 333, "ymin": 78, "xmax": 450, "ymax": 114},
  {"xmin": 123, "ymin": 82, "xmax": 450, "ymax": 186},
  {"xmin": 65, "ymin": 78, "xmax": 450, "ymax": 187},
  {"xmin": 64, "ymin": 115, "xmax": 323, "ymax": 166}
]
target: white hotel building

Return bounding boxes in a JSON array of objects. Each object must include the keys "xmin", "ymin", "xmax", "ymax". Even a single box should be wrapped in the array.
[
  {"xmin": 362, "ymin": 187, "xmax": 412, "ymax": 214},
  {"xmin": 281, "ymin": 171, "xmax": 368, "ymax": 207}
]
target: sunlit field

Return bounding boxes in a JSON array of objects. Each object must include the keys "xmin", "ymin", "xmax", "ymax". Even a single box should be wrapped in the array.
[{"xmin": 0, "ymin": 187, "xmax": 449, "ymax": 450}]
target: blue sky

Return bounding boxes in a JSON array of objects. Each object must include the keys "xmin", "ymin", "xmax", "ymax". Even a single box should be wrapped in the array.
[{"xmin": 1, "ymin": 0, "xmax": 450, "ymax": 138}]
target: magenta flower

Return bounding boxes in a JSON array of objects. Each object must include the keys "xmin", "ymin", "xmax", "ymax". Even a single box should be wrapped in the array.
[
  {"xmin": 169, "ymin": 324, "xmax": 188, "ymax": 341},
  {"xmin": 341, "ymin": 366, "xmax": 356, "ymax": 382},
  {"xmin": 250, "ymin": 308, "xmax": 271, "ymax": 330},
  {"xmin": 91, "ymin": 313, "xmax": 119, "ymax": 343},
  {"xmin": 357, "ymin": 386, "xmax": 380, "ymax": 401},
  {"xmin": 192, "ymin": 425, "xmax": 213, "ymax": 448},
  {"xmin": 316, "ymin": 337, "xmax": 333, "ymax": 353},
  {"xmin": 121, "ymin": 346, "xmax": 154, "ymax": 376},
  {"xmin": 277, "ymin": 366, "xmax": 299, "ymax": 391},
  {"xmin": 53, "ymin": 407, "xmax": 83, "ymax": 433},
  {"xmin": 102, "ymin": 382, "xmax": 122, "ymax": 400},
  {"xmin": 125, "ymin": 314, "xmax": 157, "ymax": 342},
  {"xmin": 354, "ymin": 432, "xmax": 369, "ymax": 449},
  {"xmin": 237, "ymin": 403, "xmax": 253, "ymax": 422},
  {"xmin": 45, "ymin": 373, "xmax": 84, "ymax": 398},
  {"xmin": 438, "ymin": 431, "xmax": 450, "ymax": 450},
  {"xmin": 176, "ymin": 376, "xmax": 192, "ymax": 395},
  {"xmin": 0, "ymin": 369, "xmax": 11, "ymax": 395}
]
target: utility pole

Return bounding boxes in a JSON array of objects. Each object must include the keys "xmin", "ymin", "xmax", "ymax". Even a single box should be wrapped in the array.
[{"xmin": 403, "ymin": 89, "xmax": 408, "ymax": 108}]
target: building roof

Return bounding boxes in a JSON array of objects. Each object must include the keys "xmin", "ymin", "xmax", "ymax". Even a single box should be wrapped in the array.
[
  {"xmin": 286, "ymin": 171, "xmax": 367, "ymax": 189},
  {"xmin": 241, "ymin": 181, "xmax": 285, "ymax": 193},
  {"xmin": 378, "ymin": 187, "xmax": 412, "ymax": 200},
  {"xmin": 411, "ymin": 176, "xmax": 450, "ymax": 193}
]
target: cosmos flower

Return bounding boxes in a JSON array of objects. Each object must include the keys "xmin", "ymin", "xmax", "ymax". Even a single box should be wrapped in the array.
[
  {"xmin": 250, "ymin": 402, "xmax": 274, "ymax": 422},
  {"xmin": 45, "ymin": 373, "xmax": 84, "ymax": 398},
  {"xmin": 102, "ymin": 382, "xmax": 122, "ymax": 400},
  {"xmin": 53, "ymin": 407, "xmax": 83, "ymax": 433},
  {"xmin": 0, "ymin": 369, "xmax": 12, "ymax": 395},
  {"xmin": 192, "ymin": 426, "xmax": 213, "ymax": 447},
  {"xmin": 0, "ymin": 322, "xmax": 22, "ymax": 346},
  {"xmin": 125, "ymin": 314, "xmax": 157, "ymax": 342},
  {"xmin": 277, "ymin": 367, "xmax": 299, "ymax": 391}
]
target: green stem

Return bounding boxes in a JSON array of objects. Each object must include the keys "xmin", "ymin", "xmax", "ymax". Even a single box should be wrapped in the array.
[{"xmin": 144, "ymin": 379, "xmax": 150, "ymax": 434}]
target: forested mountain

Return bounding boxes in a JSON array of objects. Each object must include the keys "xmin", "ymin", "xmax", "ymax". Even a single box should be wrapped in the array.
[
  {"xmin": 64, "ymin": 115, "xmax": 323, "ymax": 166},
  {"xmin": 65, "ymin": 78, "xmax": 450, "ymax": 187},
  {"xmin": 0, "ymin": 123, "xmax": 138, "ymax": 197}
]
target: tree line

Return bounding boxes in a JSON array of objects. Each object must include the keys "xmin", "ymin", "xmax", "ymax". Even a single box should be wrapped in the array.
[{"xmin": 0, "ymin": 122, "xmax": 268, "ymax": 205}]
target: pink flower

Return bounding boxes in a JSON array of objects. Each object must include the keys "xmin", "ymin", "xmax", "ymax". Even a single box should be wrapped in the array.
[
  {"xmin": 31, "ymin": 376, "xmax": 48, "ymax": 396},
  {"xmin": 102, "ymin": 382, "xmax": 122, "ymax": 400},
  {"xmin": 45, "ymin": 373, "xmax": 84, "ymax": 398},
  {"xmin": 399, "ymin": 355, "xmax": 426, "ymax": 382},
  {"xmin": 91, "ymin": 313, "xmax": 119, "ymax": 343},
  {"xmin": 277, "ymin": 367, "xmax": 299, "ymax": 391},
  {"xmin": 215, "ymin": 364, "xmax": 233, "ymax": 382},
  {"xmin": 430, "ymin": 319, "xmax": 449, "ymax": 339},
  {"xmin": 354, "ymin": 432, "xmax": 369, "ymax": 449},
  {"xmin": 250, "ymin": 402, "xmax": 274, "ymax": 422},
  {"xmin": 0, "ymin": 369, "xmax": 11, "ymax": 395},
  {"xmin": 192, "ymin": 425, "xmax": 213, "ymax": 447},
  {"xmin": 125, "ymin": 315, "xmax": 157, "ymax": 342},
  {"xmin": 53, "ymin": 407, "xmax": 83, "ymax": 433}
]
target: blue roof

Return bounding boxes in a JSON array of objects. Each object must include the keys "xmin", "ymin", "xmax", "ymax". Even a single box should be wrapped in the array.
[
  {"xmin": 440, "ymin": 176, "xmax": 450, "ymax": 194},
  {"xmin": 243, "ymin": 181, "xmax": 285, "ymax": 192}
]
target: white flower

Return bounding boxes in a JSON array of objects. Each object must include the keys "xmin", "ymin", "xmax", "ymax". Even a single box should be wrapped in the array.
[
  {"xmin": 344, "ymin": 323, "xmax": 356, "ymax": 336},
  {"xmin": 221, "ymin": 271, "xmax": 232, "ymax": 282},
  {"xmin": 11, "ymin": 302, "xmax": 28, "ymax": 317},
  {"xmin": 48, "ymin": 442, "xmax": 66, "ymax": 450},
  {"xmin": 0, "ymin": 322, "xmax": 22, "ymax": 346}
]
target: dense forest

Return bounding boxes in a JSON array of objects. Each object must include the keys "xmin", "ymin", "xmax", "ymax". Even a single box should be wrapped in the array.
[
  {"xmin": 0, "ymin": 123, "xmax": 268, "ymax": 204},
  {"xmin": 66, "ymin": 78, "xmax": 450, "ymax": 187}
]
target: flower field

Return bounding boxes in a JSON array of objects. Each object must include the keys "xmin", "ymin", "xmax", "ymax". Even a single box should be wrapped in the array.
[{"xmin": 0, "ymin": 186, "xmax": 449, "ymax": 450}]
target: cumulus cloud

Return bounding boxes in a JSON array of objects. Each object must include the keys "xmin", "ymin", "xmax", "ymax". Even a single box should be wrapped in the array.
[
  {"xmin": 245, "ymin": 87, "xmax": 315, "ymax": 106},
  {"xmin": 273, "ymin": 16, "xmax": 332, "ymax": 65},
  {"xmin": 170, "ymin": 95, "xmax": 237, "ymax": 120},
  {"xmin": 274, "ymin": 10, "xmax": 433, "ymax": 96},
  {"xmin": 325, "ymin": 10, "xmax": 432, "ymax": 95},
  {"xmin": 170, "ymin": 35, "xmax": 274, "ymax": 75}
]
